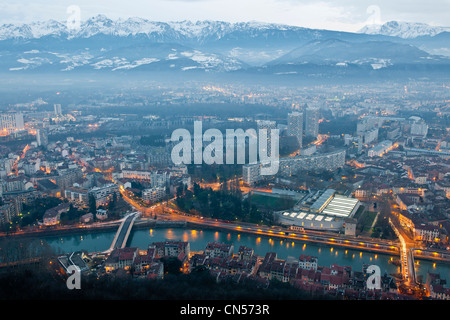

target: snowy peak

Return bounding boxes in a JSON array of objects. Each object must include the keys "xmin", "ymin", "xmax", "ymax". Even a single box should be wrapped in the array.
[
  {"xmin": 167, "ymin": 20, "xmax": 232, "ymax": 39},
  {"xmin": 2, "ymin": 16, "xmax": 449, "ymax": 42},
  {"xmin": 359, "ymin": 21, "xmax": 450, "ymax": 39},
  {"xmin": 2, "ymin": 15, "xmax": 450, "ymax": 76},
  {"xmin": 0, "ymin": 19, "xmax": 68, "ymax": 40},
  {"xmin": 0, "ymin": 15, "xmax": 295, "ymax": 41},
  {"xmin": 0, "ymin": 15, "xmax": 322, "ymax": 44}
]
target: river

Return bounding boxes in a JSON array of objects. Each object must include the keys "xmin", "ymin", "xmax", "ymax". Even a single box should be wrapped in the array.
[{"xmin": 44, "ymin": 226, "xmax": 449, "ymax": 282}]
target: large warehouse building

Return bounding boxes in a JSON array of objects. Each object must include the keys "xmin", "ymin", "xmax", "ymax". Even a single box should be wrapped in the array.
[{"xmin": 275, "ymin": 189, "xmax": 360, "ymax": 232}]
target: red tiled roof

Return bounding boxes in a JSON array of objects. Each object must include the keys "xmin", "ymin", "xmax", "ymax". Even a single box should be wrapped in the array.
[{"xmin": 119, "ymin": 251, "xmax": 135, "ymax": 261}]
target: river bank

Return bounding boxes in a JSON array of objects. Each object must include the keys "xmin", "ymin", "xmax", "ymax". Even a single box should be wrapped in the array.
[
  {"xmin": 0, "ymin": 219, "xmax": 185, "ymax": 240},
  {"xmin": 42, "ymin": 226, "xmax": 450, "ymax": 282},
  {"xmin": 2, "ymin": 218, "xmax": 450, "ymax": 266}
]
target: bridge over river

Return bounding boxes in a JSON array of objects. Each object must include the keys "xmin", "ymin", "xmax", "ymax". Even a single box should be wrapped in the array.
[{"xmin": 104, "ymin": 212, "xmax": 140, "ymax": 253}]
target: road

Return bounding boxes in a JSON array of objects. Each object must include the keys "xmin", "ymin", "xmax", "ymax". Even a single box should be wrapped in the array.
[
  {"xmin": 111, "ymin": 213, "xmax": 135, "ymax": 250},
  {"xmin": 120, "ymin": 189, "xmax": 401, "ymax": 256},
  {"xmin": 386, "ymin": 196, "xmax": 430, "ymax": 296}
]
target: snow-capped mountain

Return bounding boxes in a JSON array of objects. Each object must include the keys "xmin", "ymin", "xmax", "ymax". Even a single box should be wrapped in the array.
[
  {"xmin": 0, "ymin": 15, "xmax": 303, "ymax": 41},
  {"xmin": 359, "ymin": 21, "xmax": 450, "ymax": 39},
  {"xmin": 4, "ymin": 41, "xmax": 245, "ymax": 73},
  {"xmin": 0, "ymin": 15, "xmax": 320, "ymax": 66},
  {"xmin": 1, "ymin": 15, "xmax": 449, "ymax": 78}
]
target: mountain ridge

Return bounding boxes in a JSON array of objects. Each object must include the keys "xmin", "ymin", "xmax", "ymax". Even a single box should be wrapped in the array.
[
  {"xmin": 359, "ymin": 20, "xmax": 450, "ymax": 39},
  {"xmin": 1, "ymin": 15, "xmax": 449, "ymax": 79},
  {"xmin": 0, "ymin": 15, "xmax": 314, "ymax": 41}
]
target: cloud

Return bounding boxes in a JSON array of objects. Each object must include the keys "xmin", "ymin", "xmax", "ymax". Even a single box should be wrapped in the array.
[{"xmin": 276, "ymin": 0, "xmax": 450, "ymax": 26}]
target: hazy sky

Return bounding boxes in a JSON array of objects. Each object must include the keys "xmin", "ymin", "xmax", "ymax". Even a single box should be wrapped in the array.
[{"xmin": 1, "ymin": 0, "xmax": 449, "ymax": 32}]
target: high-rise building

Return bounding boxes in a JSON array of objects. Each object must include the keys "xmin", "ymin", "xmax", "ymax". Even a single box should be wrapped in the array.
[
  {"xmin": 367, "ymin": 140, "xmax": 393, "ymax": 157},
  {"xmin": 304, "ymin": 108, "xmax": 319, "ymax": 139},
  {"xmin": 0, "ymin": 113, "xmax": 24, "ymax": 134},
  {"xmin": 257, "ymin": 120, "xmax": 276, "ymax": 157},
  {"xmin": 242, "ymin": 163, "xmax": 261, "ymax": 186},
  {"xmin": 36, "ymin": 128, "xmax": 48, "ymax": 147},
  {"xmin": 150, "ymin": 170, "xmax": 171, "ymax": 188},
  {"xmin": 363, "ymin": 128, "xmax": 379, "ymax": 144},
  {"xmin": 278, "ymin": 149, "xmax": 346, "ymax": 176},
  {"xmin": 142, "ymin": 187, "xmax": 166, "ymax": 203},
  {"xmin": 356, "ymin": 117, "xmax": 378, "ymax": 134},
  {"xmin": 410, "ymin": 122, "xmax": 428, "ymax": 137},
  {"xmin": 287, "ymin": 111, "xmax": 303, "ymax": 148},
  {"xmin": 54, "ymin": 104, "xmax": 62, "ymax": 116}
]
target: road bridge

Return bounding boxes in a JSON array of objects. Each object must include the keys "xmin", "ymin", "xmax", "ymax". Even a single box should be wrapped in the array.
[
  {"xmin": 389, "ymin": 218, "xmax": 417, "ymax": 285},
  {"xmin": 105, "ymin": 212, "xmax": 140, "ymax": 253}
]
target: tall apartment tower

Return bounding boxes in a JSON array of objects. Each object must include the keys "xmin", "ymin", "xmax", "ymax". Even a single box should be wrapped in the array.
[
  {"xmin": 0, "ymin": 113, "xmax": 24, "ymax": 134},
  {"xmin": 410, "ymin": 122, "xmax": 428, "ymax": 138},
  {"xmin": 242, "ymin": 163, "xmax": 261, "ymax": 186},
  {"xmin": 304, "ymin": 108, "xmax": 319, "ymax": 139},
  {"xmin": 54, "ymin": 104, "xmax": 62, "ymax": 116},
  {"xmin": 36, "ymin": 128, "xmax": 48, "ymax": 147},
  {"xmin": 256, "ymin": 120, "xmax": 276, "ymax": 158},
  {"xmin": 287, "ymin": 111, "xmax": 303, "ymax": 148}
]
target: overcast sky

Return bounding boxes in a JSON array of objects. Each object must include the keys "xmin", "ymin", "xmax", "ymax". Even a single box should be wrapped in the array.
[{"xmin": 1, "ymin": 0, "xmax": 449, "ymax": 32}]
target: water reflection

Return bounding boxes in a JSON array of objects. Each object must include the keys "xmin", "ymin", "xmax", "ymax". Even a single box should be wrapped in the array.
[
  {"xmin": 165, "ymin": 229, "xmax": 176, "ymax": 240},
  {"xmin": 42, "ymin": 227, "xmax": 449, "ymax": 280},
  {"xmin": 190, "ymin": 230, "xmax": 198, "ymax": 240}
]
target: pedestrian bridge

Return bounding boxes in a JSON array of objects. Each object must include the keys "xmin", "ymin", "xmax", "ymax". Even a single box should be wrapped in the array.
[{"xmin": 104, "ymin": 212, "xmax": 140, "ymax": 253}]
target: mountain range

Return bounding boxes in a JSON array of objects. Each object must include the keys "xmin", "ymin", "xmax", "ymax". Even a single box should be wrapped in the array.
[
  {"xmin": 1, "ymin": 15, "xmax": 449, "ymax": 79},
  {"xmin": 358, "ymin": 21, "xmax": 450, "ymax": 39}
]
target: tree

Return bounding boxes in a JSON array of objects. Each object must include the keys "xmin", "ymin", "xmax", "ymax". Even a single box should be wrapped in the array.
[
  {"xmin": 176, "ymin": 182, "xmax": 185, "ymax": 198},
  {"xmin": 193, "ymin": 182, "xmax": 201, "ymax": 196},
  {"xmin": 161, "ymin": 257, "xmax": 182, "ymax": 275},
  {"xmin": 108, "ymin": 192, "xmax": 117, "ymax": 211},
  {"xmin": 249, "ymin": 204, "xmax": 261, "ymax": 223},
  {"xmin": 60, "ymin": 203, "xmax": 83, "ymax": 224},
  {"xmin": 88, "ymin": 194, "xmax": 97, "ymax": 214}
]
